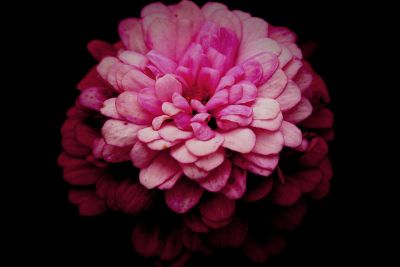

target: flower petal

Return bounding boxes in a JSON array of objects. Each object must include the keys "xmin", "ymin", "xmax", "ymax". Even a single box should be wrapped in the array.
[
  {"xmin": 252, "ymin": 129, "xmax": 284, "ymax": 155},
  {"xmin": 220, "ymin": 128, "xmax": 256, "ymax": 153},
  {"xmin": 222, "ymin": 167, "xmax": 247, "ymax": 200},
  {"xmin": 252, "ymin": 98, "xmax": 280, "ymax": 120},
  {"xmin": 130, "ymin": 141, "xmax": 159, "ymax": 168},
  {"xmin": 159, "ymin": 124, "xmax": 193, "ymax": 142},
  {"xmin": 116, "ymin": 91, "xmax": 153, "ymax": 124},
  {"xmin": 194, "ymin": 148, "xmax": 225, "ymax": 171},
  {"xmin": 139, "ymin": 152, "xmax": 180, "ymax": 189},
  {"xmin": 170, "ymin": 143, "xmax": 198, "ymax": 164},
  {"xmin": 280, "ymin": 121, "xmax": 302, "ymax": 148},
  {"xmin": 275, "ymin": 80, "xmax": 301, "ymax": 111},
  {"xmin": 102, "ymin": 119, "xmax": 144, "ymax": 147},
  {"xmin": 258, "ymin": 69, "xmax": 288, "ymax": 99},
  {"xmin": 237, "ymin": 38, "xmax": 281, "ymax": 64},
  {"xmin": 100, "ymin": 98, "xmax": 123, "ymax": 119},
  {"xmin": 137, "ymin": 88, "xmax": 163, "ymax": 114},
  {"xmin": 199, "ymin": 194, "xmax": 235, "ymax": 223},
  {"xmin": 118, "ymin": 18, "xmax": 147, "ymax": 53},
  {"xmin": 155, "ymin": 74, "xmax": 183, "ymax": 102},
  {"xmin": 185, "ymin": 133, "xmax": 224, "ymax": 157},
  {"xmin": 165, "ymin": 178, "xmax": 204, "ymax": 213},
  {"xmin": 198, "ymin": 160, "xmax": 232, "ymax": 192},
  {"xmin": 180, "ymin": 163, "xmax": 209, "ymax": 180},
  {"xmin": 283, "ymin": 97, "xmax": 313, "ymax": 123}
]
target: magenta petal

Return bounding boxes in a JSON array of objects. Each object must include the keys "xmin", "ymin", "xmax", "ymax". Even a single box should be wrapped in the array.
[
  {"xmin": 174, "ymin": 112, "xmax": 192, "ymax": 130},
  {"xmin": 269, "ymin": 26, "xmax": 297, "ymax": 43},
  {"xmin": 78, "ymin": 87, "xmax": 111, "ymax": 111},
  {"xmin": 185, "ymin": 133, "xmax": 224, "ymax": 157},
  {"xmin": 197, "ymin": 67, "xmax": 221, "ymax": 94},
  {"xmin": 102, "ymin": 119, "xmax": 144, "ymax": 147},
  {"xmin": 158, "ymin": 170, "xmax": 183, "ymax": 190},
  {"xmin": 130, "ymin": 141, "xmax": 158, "ymax": 168},
  {"xmin": 246, "ymin": 52, "xmax": 279, "ymax": 84},
  {"xmin": 220, "ymin": 128, "xmax": 256, "ymax": 153},
  {"xmin": 283, "ymin": 97, "xmax": 313, "ymax": 124},
  {"xmin": 198, "ymin": 159, "xmax": 232, "ymax": 192},
  {"xmin": 139, "ymin": 152, "xmax": 180, "ymax": 189},
  {"xmin": 194, "ymin": 148, "xmax": 225, "ymax": 171},
  {"xmin": 121, "ymin": 68, "xmax": 155, "ymax": 92},
  {"xmin": 199, "ymin": 194, "xmax": 235, "ymax": 224},
  {"xmin": 234, "ymin": 81, "xmax": 257, "ymax": 104},
  {"xmin": 190, "ymin": 99, "xmax": 207, "ymax": 113},
  {"xmin": 242, "ymin": 153, "xmax": 279, "ymax": 170},
  {"xmin": 170, "ymin": 144, "xmax": 198, "ymax": 164},
  {"xmin": 137, "ymin": 88, "xmax": 163, "ymax": 114},
  {"xmin": 180, "ymin": 163, "xmax": 209, "ymax": 180},
  {"xmin": 280, "ymin": 121, "xmax": 302, "ymax": 148},
  {"xmin": 252, "ymin": 98, "xmax": 280, "ymax": 120},
  {"xmin": 165, "ymin": 178, "xmax": 204, "ymax": 213},
  {"xmin": 184, "ymin": 212, "xmax": 210, "ymax": 233},
  {"xmin": 284, "ymin": 59, "xmax": 303, "ymax": 79},
  {"xmin": 102, "ymin": 144, "xmax": 132, "ymax": 162},
  {"xmin": 69, "ymin": 190, "xmax": 106, "ymax": 216},
  {"xmin": 244, "ymin": 177, "xmax": 274, "ymax": 202},
  {"xmin": 222, "ymin": 167, "xmax": 247, "ymax": 200},
  {"xmin": 276, "ymin": 80, "xmax": 301, "ymax": 111},
  {"xmin": 159, "ymin": 124, "xmax": 193, "ymax": 142},
  {"xmin": 191, "ymin": 122, "xmax": 216, "ymax": 141},
  {"xmin": 87, "ymin": 40, "xmax": 116, "ymax": 62},
  {"xmin": 155, "ymin": 74, "xmax": 183, "ymax": 102},
  {"xmin": 272, "ymin": 180, "xmax": 302, "ymax": 206},
  {"xmin": 298, "ymin": 137, "xmax": 329, "ymax": 166},
  {"xmin": 252, "ymin": 129, "xmax": 284, "ymax": 155},
  {"xmin": 258, "ymin": 69, "xmax": 288, "ymax": 99},
  {"xmin": 100, "ymin": 98, "xmax": 123, "ymax": 119},
  {"xmin": 242, "ymin": 60, "xmax": 263, "ymax": 84},
  {"xmin": 300, "ymin": 108, "xmax": 334, "ymax": 129},
  {"xmin": 116, "ymin": 91, "xmax": 153, "ymax": 124}
]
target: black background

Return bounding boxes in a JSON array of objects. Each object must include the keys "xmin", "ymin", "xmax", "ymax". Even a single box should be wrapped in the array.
[{"xmin": 11, "ymin": 0, "xmax": 392, "ymax": 265}]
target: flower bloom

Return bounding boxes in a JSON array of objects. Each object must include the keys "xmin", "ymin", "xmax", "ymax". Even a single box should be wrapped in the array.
[{"xmin": 59, "ymin": 1, "xmax": 334, "ymax": 264}]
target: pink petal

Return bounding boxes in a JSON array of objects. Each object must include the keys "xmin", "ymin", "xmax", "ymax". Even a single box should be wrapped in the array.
[
  {"xmin": 298, "ymin": 137, "xmax": 328, "ymax": 166},
  {"xmin": 77, "ymin": 67, "xmax": 109, "ymax": 91},
  {"xmin": 74, "ymin": 124, "xmax": 98, "ymax": 147},
  {"xmin": 269, "ymin": 26, "xmax": 297, "ymax": 43},
  {"xmin": 190, "ymin": 99, "xmax": 207, "ymax": 113},
  {"xmin": 185, "ymin": 133, "xmax": 224, "ymax": 157},
  {"xmin": 180, "ymin": 163, "xmax": 209, "ymax": 180},
  {"xmin": 234, "ymin": 81, "xmax": 258, "ymax": 104},
  {"xmin": 252, "ymin": 98, "xmax": 280, "ymax": 120},
  {"xmin": 286, "ymin": 43, "xmax": 303, "ymax": 59},
  {"xmin": 130, "ymin": 141, "xmax": 158, "ymax": 168},
  {"xmin": 158, "ymin": 170, "xmax": 183, "ymax": 190},
  {"xmin": 159, "ymin": 124, "xmax": 193, "ymax": 142},
  {"xmin": 208, "ymin": 9, "xmax": 242, "ymax": 40},
  {"xmin": 258, "ymin": 69, "xmax": 288, "ymax": 99},
  {"xmin": 280, "ymin": 121, "xmax": 302, "ymax": 148},
  {"xmin": 222, "ymin": 167, "xmax": 247, "ymax": 200},
  {"xmin": 196, "ymin": 67, "xmax": 221, "ymax": 95},
  {"xmin": 207, "ymin": 48, "xmax": 227, "ymax": 74},
  {"xmin": 78, "ymin": 87, "xmax": 111, "ymax": 111},
  {"xmin": 220, "ymin": 128, "xmax": 256, "ymax": 153},
  {"xmin": 198, "ymin": 159, "xmax": 232, "ymax": 192},
  {"xmin": 199, "ymin": 194, "xmax": 235, "ymax": 223},
  {"xmin": 252, "ymin": 129, "xmax": 284, "ymax": 155},
  {"xmin": 242, "ymin": 60, "xmax": 263, "ymax": 84},
  {"xmin": 174, "ymin": 112, "xmax": 192, "ymax": 130},
  {"xmin": 97, "ymin": 56, "xmax": 119, "ymax": 81},
  {"xmin": 194, "ymin": 148, "xmax": 225, "ymax": 171},
  {"xmin": 219, "ymin": 114, "xmax": 252, "ymax": 126},
  {"xmin": 147, "ymin": 139, "xmax": 178, "ymax": 150},
  {"xmin": 294, "ymin": 66, "xmax": 313, "ymax": 92},
  {"xmin": 139, "ymin": 152, "xmax": 180, "ymax": 189},
  {"xmin": 141, "ymin": 2, "xmax": 170, "ymax": 17},
  {"xmin": 215, "ymin": 105, "xmax": 253, "ymax": 118},
  {"xmin": 170, "ymin": 144, "xmax": 198, "ymax": 164},
  {"xmin": 118, "ymin": 18, "xmax": 147, "ymax": 53},
  {"xmin": 155, "ymin": 74, "xmax": 183, "ymax": 102},
  {"xmin": 172, "ymin": 93, "xmax": 191, "ymax": 111},
  {"xmin": 276, "ymin": 80, "xmax": 301, "ymax": 111},
  {"xmin": 137, "ymin": 126, "xmax": 161, "ymax": 143},
  {"xmin": 283, "ymin": 97, "xmax": 313, "ymax": 123},
  {"xmin": 87, "ymin": 40, "xmax": 116, "ymax": 62},
  {"xmin": 201, "ymin": 2, "xmax": 227, "ymax": 18},
  {"xmin": 137, "ymin": 87, "xmax": 163, "ymax": 114},
  {"xmin": 278, "ymin": 46, "xmax": 293, "ymax": 68},
  {"xmin": 102, "ymin": 119, "xmax": 144, "ymax": 147},
  {"xmin": 165, "ymin": 178, "xmax": 204, "ymax": 213},
  {"xmin": 237, "ymin": 38, "xmax": 281, "ymax": 64},
  {"xmin": 121, "ymin": 68, "xmax": 155, "ymax": 92},
  {"xmin": 244, "ymin": 52, "xmax": 279, "ymax": 84},
  {"xmin": 146, "ymin": 50, "xmax": 178, "ymax": 74},
  {"xmin": 241, "ymin": 17, "xmax": 268, "ymax": 45},
  {"xmin": 191, "ymin": 122, "xmax": 216, "ymax": 141},
  {"xmin": 162, "ymin": 102, "xmax": 183, "ymax": 116},
  {"xmin": 118, "ymin": 50, "xmax": 148, "ymax": 70},
  {"xmin": 152, "ymin": 115, "xmax": 171, "ymax": 130},
  {"xmin": 251, "ymin": 112, "xmax": 283, "ymax": 131},
  {"xmin": 205, "ymin": 89, "xmax": 229, "ymax": 110},
  {"xmin": 100, "ymin": 98, "xmax": 123, "ymax": 119},
  {"xmin": 116, "ymin": 91, "xmax": 153, "ymax": 124},
  {"xmin": 242, "ymin": 153, "xmax": 279, "ymax": 170},
  {"xmin": 146, "ymin": 17, "xmax": 176, "ymax": 59},
  {"xmin": 284, "ymin": 59, "xmax": 303, "ymax": 79}
]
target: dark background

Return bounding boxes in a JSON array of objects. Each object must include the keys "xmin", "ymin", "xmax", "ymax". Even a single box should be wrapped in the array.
[{"xmin": 12, "ymin": 0, "xmax": 392, "ymax": 265}]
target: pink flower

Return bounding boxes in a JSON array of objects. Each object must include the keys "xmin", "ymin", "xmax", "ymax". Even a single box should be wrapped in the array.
[{"xmin": 76, "ymin": 0, "xmax": 319, "ymax": 215}]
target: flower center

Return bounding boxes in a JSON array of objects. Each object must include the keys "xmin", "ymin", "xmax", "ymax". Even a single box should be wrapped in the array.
[{"xmin": 183, "ymin": 86, "xmax": 210, "ymax": 104}]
